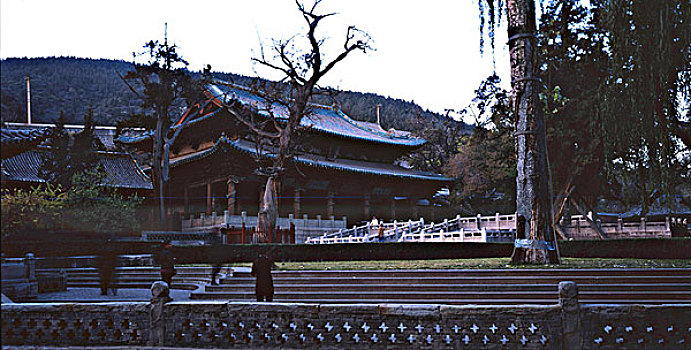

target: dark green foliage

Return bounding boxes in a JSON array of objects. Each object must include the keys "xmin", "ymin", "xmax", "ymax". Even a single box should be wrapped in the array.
[
  {"xmin": 598, "ymin": 0, "xmax": 691, "ymax": 212},
  {"xmin": 536, "ymin": 0, "xmax": 691, "ymax": 213},
  {"xmin": 538, "ymin": 0, "xmax": 612, "ymax": 206},
  {"xmin": 476, "ymin": 0, "xmax": 690, "ymax": 215},
  {"xmin": 444, "ymin": 75, "xmax": 516, "ymax": 214},
  {"xmin": 0, "ymin": 57, "xmax": 138, "ymax": 125},
  {"xmin": 40, "ymin": 107, "xmax": 103, "ymax": 188},
  {"xmin": 404, "ymin": 114, "xmax": 469, "ymax": 174},
  {"xmin": 1, "ymin": 170, "xmax": 142, "ymax": 240}
]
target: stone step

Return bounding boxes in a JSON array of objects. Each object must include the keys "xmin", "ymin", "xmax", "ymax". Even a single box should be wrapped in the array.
[
  {"xmin": 203, "ymin": 282, "xmax": 690, "ymax": 293},
  {"xmin": 220, "ymin": 275, "xmax": 691, "ymax": 285},
  {"xmin": 67, "ymin": 282, "xmax": 200, "ymax": 290},
  {"xmin": 192, "ymin": 289, "xmax": 691, "ymax": 299},
  {"xmin": 231, "ymin": 268, "xmax": 691, "ymax": 278},
  {"xmin": 190, "ymin": 293, "xmax": 680, "ymax": 305}
]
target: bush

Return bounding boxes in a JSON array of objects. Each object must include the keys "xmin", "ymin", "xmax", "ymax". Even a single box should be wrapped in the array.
[{"xmin": 1, "ymin": 170, "xmax": 142, "ymax": 240}]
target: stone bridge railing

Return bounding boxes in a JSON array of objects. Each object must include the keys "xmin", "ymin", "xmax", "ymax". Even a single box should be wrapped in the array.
[{"xmin": 2, "ymin": 281, "xmax": 689, "ymax": 349}]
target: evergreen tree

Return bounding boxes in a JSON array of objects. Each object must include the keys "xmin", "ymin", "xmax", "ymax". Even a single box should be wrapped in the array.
[{"xmin": 119, "ymin": 30, "xmax": 200, "ymax": 226}]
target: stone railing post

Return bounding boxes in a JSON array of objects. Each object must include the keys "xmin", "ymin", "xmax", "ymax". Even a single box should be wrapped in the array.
[
  {"xmin": 25, "ymin": 253, "xmax": 36, "ymax": 281},
  {"xmin": 149, "ymin": 281, "xmax": 173, "ymax": 346},
  {"xmin": 665, "ymin": 216, "xmax": 671, "ymax": 232},
  {"xmin": 559, "ymin": 281, "xmax": 582, "ymax": 350}
]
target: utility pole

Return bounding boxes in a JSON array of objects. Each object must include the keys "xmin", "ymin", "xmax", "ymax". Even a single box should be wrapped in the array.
[{"xmin": 26, "ymin": 75, "xmax": 32, "ymax": 124}]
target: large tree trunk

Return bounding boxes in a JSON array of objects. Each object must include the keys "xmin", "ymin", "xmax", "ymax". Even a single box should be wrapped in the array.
[
  {"xmin": 256, "ymin": 124, "xmax": 294, "ymax": 243},
  {"xmin": 508, "ymin": 0, "xmax": 560, "ymax": 264},
  {"xmin": 256, "ymin": 176, "xmax": 278, "ymax": 243},
  {"xmin": 153, "ymin": 115, "xmax": 166, "ymax": 227}
]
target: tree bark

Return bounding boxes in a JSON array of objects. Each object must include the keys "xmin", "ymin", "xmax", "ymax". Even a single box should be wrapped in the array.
[
  {"xmin": 153, "ymin": 114, "xmax": 166, "ymax": 226},
  {"xmin": 508, "ymin": 0, "xmax": 560, "ymax": 264},
  {"xmin": 257, "ymin": 176, "xmax": 278, "ymax": 243}
]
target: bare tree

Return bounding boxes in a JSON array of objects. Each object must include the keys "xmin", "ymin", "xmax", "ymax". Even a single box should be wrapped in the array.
[{"xmin": 219, "ymin": 0, "xmax": 372, "ymax": 242}]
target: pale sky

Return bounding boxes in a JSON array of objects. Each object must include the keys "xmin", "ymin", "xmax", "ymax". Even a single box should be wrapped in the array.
[{"xmin": 0, "ymin": 0, "xmax": 510, "ymax": 118}]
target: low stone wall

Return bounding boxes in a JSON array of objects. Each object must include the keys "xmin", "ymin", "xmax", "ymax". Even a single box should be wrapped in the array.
[
  {"xmin": 1, "ymin": 253, "xmax": 38, "ymax": 301},
  {"xmin": 2, "ymin": 282, "xmax": 689, "ymax": 349}
]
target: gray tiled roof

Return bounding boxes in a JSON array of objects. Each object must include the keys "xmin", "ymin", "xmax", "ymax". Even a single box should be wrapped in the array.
[
  {"xmin": 206, "ymin": 82, "xmax": 426, "ymax": 147},
  {"xmin": 1, "ymin": 148, "xmax": 153, "ymax": 190},
  {"xmin": 169, "ymin": 136, "xmax": 451, "ymax": 182},
  {"xmin": 1, "ymin": 128, "xmax": 51, "ymax": 159},
  {"xmin": 117, "ymin": 82, "xmax": 426, "ymax": 148}
]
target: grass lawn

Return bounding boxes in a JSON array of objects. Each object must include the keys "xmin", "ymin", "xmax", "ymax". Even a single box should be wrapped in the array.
[{"xmin": 216, "ymin": 258, "xmax": 691, "ymax": 270}]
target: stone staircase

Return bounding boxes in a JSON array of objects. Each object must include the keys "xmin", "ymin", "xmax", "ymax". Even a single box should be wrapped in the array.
[{"xmin": 191, "ymin": 268, "xmax": 691, "ymax": 305}]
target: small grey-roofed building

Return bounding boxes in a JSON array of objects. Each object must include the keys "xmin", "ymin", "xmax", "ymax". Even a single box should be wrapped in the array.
[{"xmin": 1, "ymin": 147, "xmax": 153, "ymax": 193}]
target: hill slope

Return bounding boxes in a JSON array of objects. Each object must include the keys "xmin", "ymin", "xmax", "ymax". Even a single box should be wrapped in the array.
[{"xmin": 1, "ymin": 57, "xmax": 468, "ymax": 132}]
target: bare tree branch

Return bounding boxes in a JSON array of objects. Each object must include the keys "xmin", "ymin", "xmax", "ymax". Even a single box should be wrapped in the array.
[{"xmin": 117, "ymin": 71, "xmax": 147, "ymax": 101}]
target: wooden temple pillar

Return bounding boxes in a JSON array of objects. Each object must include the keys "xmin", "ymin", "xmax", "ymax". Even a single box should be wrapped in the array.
[
  {"xmin": 183, "ymin": 186, "xmax": 189, "ymax": 214},
  {"xmin": 226, "ymin": 179, "xmax": 237, "ymax": 216},
  {"xmin": 363, "ymin": 193, "xmax": 371, "ymax": 219},
  {"xmin": 327, "ymin": 190, "xmax": 336, "ymax": 217},
  {"xmin": 390, "ymin": 197, "xmax": 397, "ymax": 220},
  {"xmin": 206, "ymin": 182, "xmax": 212, "ymax": 215},
  {"xmin": 293, "ymin": 188, "xmax": 303, "ymax": 217}
]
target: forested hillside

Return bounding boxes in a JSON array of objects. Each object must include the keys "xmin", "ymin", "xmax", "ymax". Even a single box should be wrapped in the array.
[{"xmin": 1, "ymin": 57, "xmax": 468, "ymax": 133}]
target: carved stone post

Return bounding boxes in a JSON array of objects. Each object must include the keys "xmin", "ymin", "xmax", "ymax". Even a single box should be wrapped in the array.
[
  {"xmin": 149, "ymin": 281, "xmax": 173, "ymax": 346},
  {"xmin": 559, "ymin": 281, "xmax": 582, "ymax": 349},
  {"xmin": 25, "ymin": 253, "xmax": 36, "ymax": 281}
]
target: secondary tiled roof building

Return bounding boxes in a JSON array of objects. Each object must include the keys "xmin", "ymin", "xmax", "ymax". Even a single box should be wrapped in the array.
[{"xmin": 1, "ymin": 125, "xmax": 152, "ymax": 193}]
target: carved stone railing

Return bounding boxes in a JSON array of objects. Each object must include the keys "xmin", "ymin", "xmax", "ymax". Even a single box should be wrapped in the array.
[
  {"xmin": 561, "ymin": 215, "xmax": 683, "ymax": 239},
  {"xmin": 309, "ymin": 213, "xmax": 517, "ymax": 244},
  {"xmin": 179, "ymin": 211, "xmax": 347, "ymax": 243},
  {"xmin": 2, "ymin": 281, "xmax": 689, "ymax": 348},
  {"xmin": 309, "ymin": 212, "xmax": 682, "ymax": 244}
]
